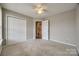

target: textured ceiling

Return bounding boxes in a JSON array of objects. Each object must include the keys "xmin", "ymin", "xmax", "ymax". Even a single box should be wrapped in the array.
[{"xmin": 1, "ymin": 3, "xmax": 77, "ymax": 18}]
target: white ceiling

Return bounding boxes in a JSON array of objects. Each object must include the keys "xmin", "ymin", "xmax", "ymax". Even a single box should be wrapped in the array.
[{"xmin": 1, "ymin": 3, "xmax": 77, "ymax": 18}]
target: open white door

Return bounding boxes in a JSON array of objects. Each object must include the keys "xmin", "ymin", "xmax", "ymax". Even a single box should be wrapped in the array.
[{"xmin": 42, "ymin": 20, "xmax": 48, "ymax": 40}]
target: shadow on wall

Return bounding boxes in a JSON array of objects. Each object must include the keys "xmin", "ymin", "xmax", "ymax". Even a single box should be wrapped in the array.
[
  {"xmin": 0, "ymin": 39, "xmax": 2, "ymax": 45},
  {"xmin": 2, "ymin": 39, "xmax": 6, "ymax": 46}
]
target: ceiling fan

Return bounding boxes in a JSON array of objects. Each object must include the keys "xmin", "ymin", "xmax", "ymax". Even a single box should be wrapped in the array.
[{"xmin": 33, "ymin": 3, "xmax": 48, "ymax": 15}]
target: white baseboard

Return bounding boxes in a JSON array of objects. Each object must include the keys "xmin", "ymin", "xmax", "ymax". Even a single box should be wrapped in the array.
[{"xmin": 50, "ymin": 40, "xmax": 76, "ymax": 47}]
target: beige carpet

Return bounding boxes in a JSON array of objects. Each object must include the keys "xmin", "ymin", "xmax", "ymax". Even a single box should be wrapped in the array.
[{"xmin": 1, "ymin": 40, "xmax": 78, "ymax": 56}]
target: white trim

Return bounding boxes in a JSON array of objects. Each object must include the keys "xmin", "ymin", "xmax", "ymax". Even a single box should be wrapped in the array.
[
  {"xmin": 0, "ymin": 6, "xmax": 2, "ymax": 39},
  {"xmin": 50, "ymin": 40, "xmax": 76, "ymax": 47},
  {"xmin": 33, "ymin": 19, "xmax": 35, "ymax": 39}
]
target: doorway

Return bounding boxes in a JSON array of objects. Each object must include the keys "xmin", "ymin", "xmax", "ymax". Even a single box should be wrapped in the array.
[
  {"xmin": 36, "ymin": 21, "xmax": 42, "ymax": 39},
  {"xmin": 35, "ymin": 20, "xmax": 48, "ymax": 40}
]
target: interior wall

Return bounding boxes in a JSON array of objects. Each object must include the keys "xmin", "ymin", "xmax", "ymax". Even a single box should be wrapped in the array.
[
  {"xmin": 76, "ymin": 5, "xmax": 79, "ymax": 52},
  {"xmin": 46, "ymin": 9, "xmax": 76, "ymax": 46},
  {"xmin": 27, "ymin": 17, "xmax": 33, "ymax": 40},
  {"xmin": 2, "ymin": 9, "xmax": 33, "ymax": 45}
]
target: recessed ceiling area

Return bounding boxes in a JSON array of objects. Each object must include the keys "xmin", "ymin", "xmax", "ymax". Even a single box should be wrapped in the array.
[{"xmin": 1, "ymin": 3, "xmax": 77, "ymax": 18}]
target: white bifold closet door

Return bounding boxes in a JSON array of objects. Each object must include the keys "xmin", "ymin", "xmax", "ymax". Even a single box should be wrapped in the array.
[
  {"xmin": 0, "ymin": 6, "xmax": 2, "ymax": 54},
  {"xmin": 42, "ymin": 20, "xmax": 48, "ymax": 40},
  {"xmin": 7, "ymin": 16, "xmax": 26, "ymax": 45}
]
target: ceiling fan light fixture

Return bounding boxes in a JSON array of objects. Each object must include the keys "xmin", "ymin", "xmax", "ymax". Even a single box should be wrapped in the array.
[
  {"xmin": 33, "ymin": 4, "xmax": 47, "ymax": 15},
  {"xmin": 38, "ymin": 10, "xmax": 44, "ymax": 14}
]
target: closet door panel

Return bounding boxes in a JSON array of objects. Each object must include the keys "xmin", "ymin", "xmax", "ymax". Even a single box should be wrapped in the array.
[{"xmin": 7, "ymin": 16, "xmax": 26, "ymax": 45}]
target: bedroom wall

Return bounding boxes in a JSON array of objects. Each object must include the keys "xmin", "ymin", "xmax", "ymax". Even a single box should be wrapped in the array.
[
  {"xmin": 27, "ymin": 17, "xmax": 33, "ymax": 40},
  {"xmin": 2, "ymin": 9, "xmax": 33, "ymax": 45},
  {"xmin": 46, "ymin": 9, "xmax": 76, "ymax": 46},
  {"xmin": 76, "ymin": 5, "xmax": 79, "ymax": 52}
]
